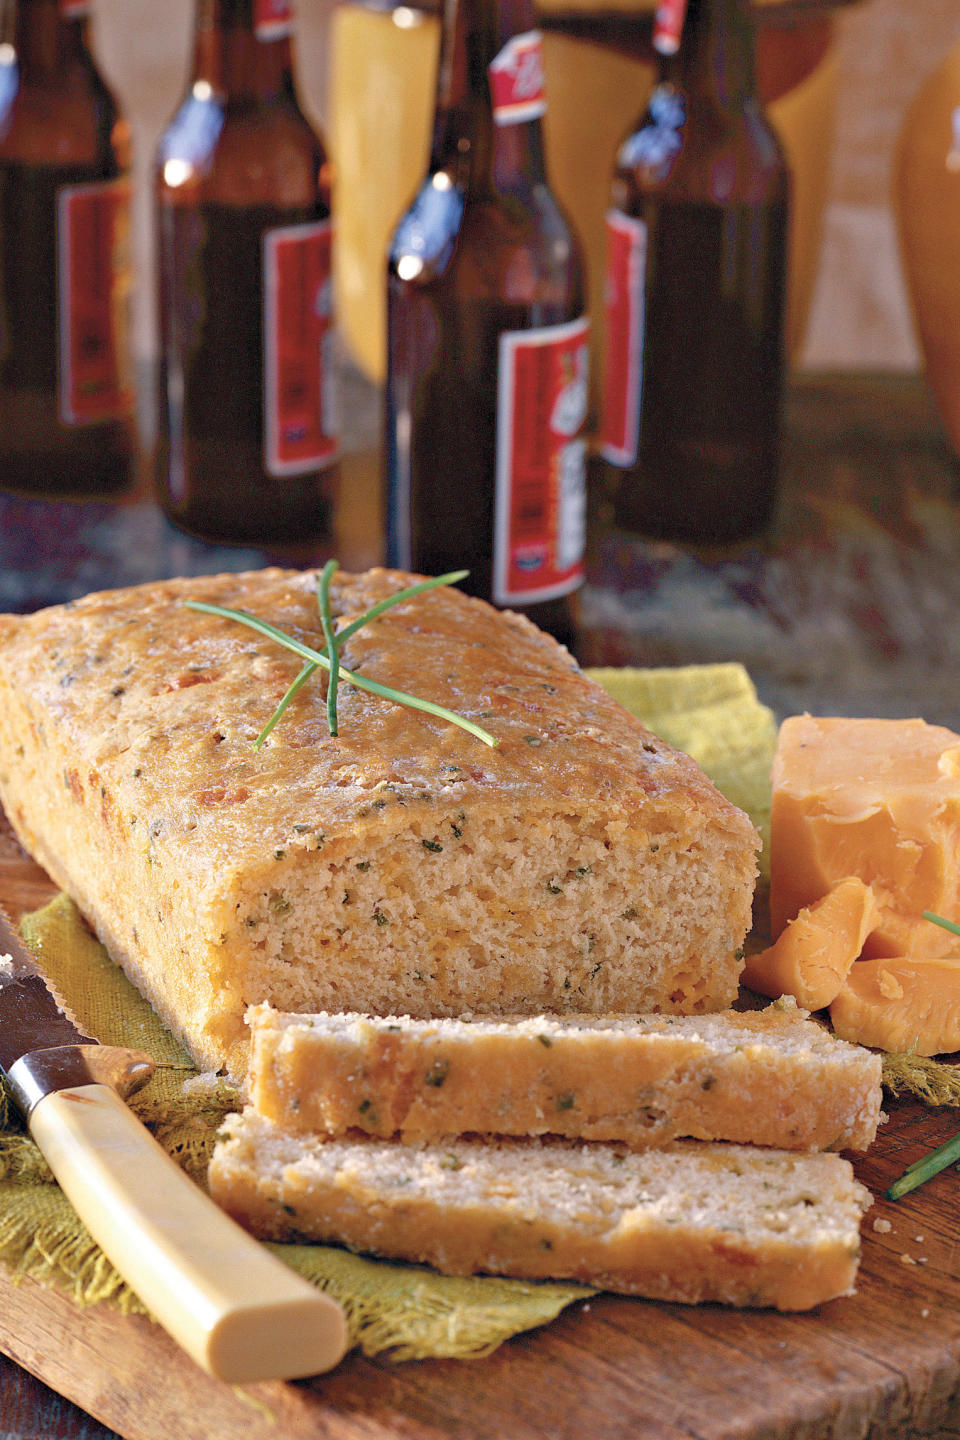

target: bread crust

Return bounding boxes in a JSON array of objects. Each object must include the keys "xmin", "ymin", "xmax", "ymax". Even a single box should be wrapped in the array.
[
  {"xmin": 209, "ymin": 1119, "xmax": 871, "ymax": 1312},
  {"xmin": 0, "ymin": 568, "xmax": 759, "ymax": 1074},
  {"xmin": 247, "ymin": 1003, "xmax": 883, "ymax": 1151}
]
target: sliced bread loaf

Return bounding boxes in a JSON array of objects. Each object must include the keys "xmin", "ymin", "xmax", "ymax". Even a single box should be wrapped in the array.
[
  {"xmin": 0, "ymin": 567, "xmax": 759, "ymax": 1076},
  {"xmin": 246, "ymin": 1001, "xmax": 883, "ymax": 1151},
  {"xmin": 209, "ymin": 1116, "xmax": 871, "ymax": 1311}
]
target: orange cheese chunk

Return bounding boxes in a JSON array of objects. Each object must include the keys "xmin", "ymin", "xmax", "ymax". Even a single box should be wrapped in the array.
[
  {"xmin": 741, "ymin": 877, "xmax": 879, "ymax": 1010},
  {"xmin": 769, "ymin": 715, "xmax": 960, "ymax": 959},
  {"xmin": 829, "ymin": 955, "xmax": 960, "ymax": 1056}
]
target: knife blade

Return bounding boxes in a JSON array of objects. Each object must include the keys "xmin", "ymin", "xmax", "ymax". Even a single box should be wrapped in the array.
[
  {"xmin": 0, "ymin": 946, "xmax": 97, "ymax": 1062},
  {"xmin": 0, "ymin": 905, "xmax": 348, "ymax": 1382},
  {"xmin": 0, "ymin": 920, "xmax": 155, "ymax": 1109}
]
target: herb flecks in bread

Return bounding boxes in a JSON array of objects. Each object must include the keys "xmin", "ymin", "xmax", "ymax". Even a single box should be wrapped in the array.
[
  {"xmin": 209, "ymin": 1121, "xmax": 871, "ymax": 1312},
  {"xmin": 246, "ymin": 1003, "xmax": 883, "ymax": 1153},
  {"xmin": 0, "ymin": 567, "xmax": 759, "ymax": 1077}
]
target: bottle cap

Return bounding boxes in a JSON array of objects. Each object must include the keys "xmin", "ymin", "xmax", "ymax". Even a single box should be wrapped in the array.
[
  {"xmin": 652, "ymin": 0, "xmax": 689, "ymax": 56},
  {"xmin": 254, "ymin": 0, "xmax": 293, "ymax": 41}
]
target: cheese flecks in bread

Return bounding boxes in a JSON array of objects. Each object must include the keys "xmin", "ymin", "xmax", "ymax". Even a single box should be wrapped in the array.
[
  {"xmin": 0, "ymin": 568, "xmax": 759, "ymax": 1076},
  {"xmin": 246, "ymin": 1002, "xmax": 883, "ymax": 1152},
  {"xmin": 209, "ymin": 1117, "xmax": 871, "ymax": 1312}
]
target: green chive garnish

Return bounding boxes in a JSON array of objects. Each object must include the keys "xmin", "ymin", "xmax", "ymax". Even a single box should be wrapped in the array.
[
  {"xmin": 923, "ymin": 911, "xmax": 960, "ymax": 939},
  {"xmin": 887, "ymin": 1129, "xmax": 960, "ymax": 1200},
  {"xmin": 882, "ymin": 910, "xmax": 960, "ymax": 1199},
  {"xmin": 184, "ymin": 566, "xmax": 498, "ymax": 749},
  {"xmin": 317, "ymin": 560, "xmax": 340, "ymax": 737},
  {"xmin": 254, "ymin": 659, "xmax": 316, "ymax": 750},
  {"xmin": 335, "ymin": 569, "xmax": 469, "ymax": 643}
]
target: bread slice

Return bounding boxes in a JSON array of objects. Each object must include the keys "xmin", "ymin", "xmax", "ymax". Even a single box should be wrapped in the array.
[
  {"xmin": 246, "ymin": 1001, "xmax": 883, "ymax": 1152},
  {"xmin": 0, "ymin": 567, "xmax": 759, "ymax": 1076},
  {"xmin": 209, "ymin": 1116, "xmax": 871, "ymax": 1311}
]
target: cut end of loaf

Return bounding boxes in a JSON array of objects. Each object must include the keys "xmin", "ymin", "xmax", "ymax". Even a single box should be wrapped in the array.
[{"xmin": 226, "ymin": 797, "xmax": 755, "ymax": 1034}]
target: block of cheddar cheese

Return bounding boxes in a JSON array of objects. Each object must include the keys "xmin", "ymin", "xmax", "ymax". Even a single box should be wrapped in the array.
[{"xmin": 769, "ymin": 715, "xmax": 960, "ymax": 959}]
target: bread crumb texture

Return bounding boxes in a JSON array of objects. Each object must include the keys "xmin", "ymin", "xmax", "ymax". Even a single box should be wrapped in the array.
[
  {"xmin": 0, "ymin": 569, "xmax": 759, "ymax": 1075},
  {"xmin": 209, "ymin": 1118, "xmax": 871, "ymax": 1312},
  {"xmin": 246, "ymin": 1001, "xmax": 882, "ymax": 1152}
]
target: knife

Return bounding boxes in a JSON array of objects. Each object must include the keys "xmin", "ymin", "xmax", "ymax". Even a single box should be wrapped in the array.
[{"xmin": 0, "ymin": 905, "xmax": 348, "ymax": 1383}]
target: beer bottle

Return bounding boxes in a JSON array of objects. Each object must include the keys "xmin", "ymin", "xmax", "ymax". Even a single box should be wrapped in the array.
[
  {"xmin": 385, "ymin": 0, "xmax": 588, "ymax": 649},
  {"xmin": 0, "ymin": 0, "xmax": 133, "ymax": 495},
  {"xmin": 599, "ymin": 0, "xmax": 789, "ymax": 543},
  {"xmin": 156, "ymin": 0, "xmax": 338, "ymax": 543}
]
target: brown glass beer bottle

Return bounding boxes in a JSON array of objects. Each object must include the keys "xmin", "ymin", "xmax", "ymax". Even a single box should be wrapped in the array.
[
  {"xmin": 155, "ymin": 0, "xmax": 337, "ymax": 543},
  {"xmin": 0, "ymin": 0, "xmax": 133, "ymax": 494},
  {"xmin": 599, "ymin": 0, "xmax": 789, "ymax": 543},
  {"xmin": 385, "ymin": 0, "xmax": 588, "ymax": 649}
]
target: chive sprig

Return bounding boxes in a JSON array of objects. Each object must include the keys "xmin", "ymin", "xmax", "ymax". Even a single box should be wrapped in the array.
[
  {"xmin": 185, "ymin": 565, "xmax": 499, "ymax": 749},
  {"xmin": 923, "ymin": 910, "xmax": 960, "ymax": 939},
  {"xmin": 885, "ymin": 909, "xmax": 960, "ymax": 1200},
  {"xmin": 317, "ymin": 559, "xmax": 341, "ymax": 736},
  {"xmin": 887, "ymin": 1130, "xmax": 960, "ymax": 1201}
]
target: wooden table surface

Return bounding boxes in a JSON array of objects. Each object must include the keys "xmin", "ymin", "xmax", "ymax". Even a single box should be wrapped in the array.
[{"xmin": 1, "ymin": 369, "xmax": 959, "ymax": 1438}]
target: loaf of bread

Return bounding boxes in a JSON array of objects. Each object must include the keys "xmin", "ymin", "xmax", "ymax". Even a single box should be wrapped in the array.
[
  {"xmin": 246, "ymin": 1001, "xmax": 883, "ymax": 1151},
  {"xmin": 0, "ymin": 567, "xmax": 759, "ymax": 1076},
  {"xmin": 209, "ymin": 1116, "xmax": 871, "ymax": 1311}
]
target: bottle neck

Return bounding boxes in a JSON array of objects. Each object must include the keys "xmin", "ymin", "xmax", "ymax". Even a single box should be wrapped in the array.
[
  {"xmin": 655, "ymin": 0, "xmax": 760, "ymax": 109},
  {"xmin": 7, "ymin": 0, "xmax": 93, "ymax": 77},
  {"xmin": 430, "ymin": 0, "xmax": 548, "ymax": 192},
  {"xmin": 192, "ymin": 0, "xmax": 295, "ymax": 102}
]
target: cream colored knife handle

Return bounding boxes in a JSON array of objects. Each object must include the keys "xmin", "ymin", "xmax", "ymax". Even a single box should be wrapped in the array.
[{"xmin": 28, "ymin": 1083, "xmax": 349, "ymax": 1383}]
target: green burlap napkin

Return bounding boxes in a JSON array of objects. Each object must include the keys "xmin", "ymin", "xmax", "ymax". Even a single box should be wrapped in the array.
[{"xmin": 0, "ymin": 663, "xmax": 777, "ymax": 1362}]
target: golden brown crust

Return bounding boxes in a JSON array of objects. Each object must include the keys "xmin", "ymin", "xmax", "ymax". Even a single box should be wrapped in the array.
[
  {"xmin": 1, "ymin": 566, "xmax": 747, "ymax": 832},
  {"xmin": 0, "ymin": 568, "xmax": 759, "ymax": 1074}
]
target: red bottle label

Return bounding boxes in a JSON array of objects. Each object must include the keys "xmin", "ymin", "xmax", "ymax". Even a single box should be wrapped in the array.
[
  {"xmin": 652, "ymin": 0, "xmax": 689, "ymax": 55},
  {"xmin": 493, "ymin": 316, "xmax": 589, "ymax": 605},
  {"xmin": 56, "ymin": 179, "xmax": 132, "ymax": 426},
  {"xmin": 600, "ymin": 210, "xmax": 647, "ymax": 468},
  {"xmin": 262, "ymin": 220, "xmax": 338, "ymax": 477},
  {"xmin": 254, "ymin": 0, "xmax": 292, "ymax": 40},
  {"xmin": 488, "ymin": 31, "xmax": 547, "ymax": 126}
]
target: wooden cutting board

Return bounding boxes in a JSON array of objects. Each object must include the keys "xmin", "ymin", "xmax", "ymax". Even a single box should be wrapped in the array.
[{"xmin": 2, "ymin": 810, "xmax": 960, "ymax": 1440}]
